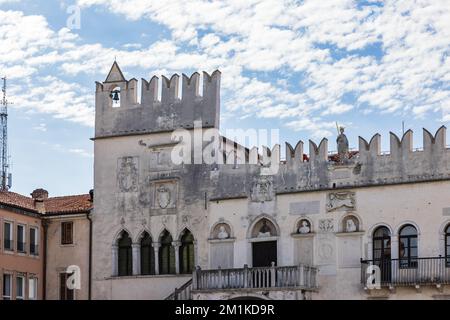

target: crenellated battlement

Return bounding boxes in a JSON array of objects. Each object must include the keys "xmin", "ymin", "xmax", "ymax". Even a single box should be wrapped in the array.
[
  {"xmin": 95, "ymin": 62, "xmax": 220, "ymax": 138},
  {"xmin": 210, "ymin": 126, "xmax": 450, "ymax": 200}
]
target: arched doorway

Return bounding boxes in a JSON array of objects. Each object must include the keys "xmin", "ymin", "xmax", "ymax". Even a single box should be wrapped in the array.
[
  {"xmin": 250, "ymin": 218, "xmax": 278, "ymax": 267},
  {"xmin": 373, "ymin": 226, "xmax": 391, "ymax": 283}
]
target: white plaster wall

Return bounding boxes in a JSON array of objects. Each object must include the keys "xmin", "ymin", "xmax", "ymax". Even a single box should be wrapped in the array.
[{"xmin": 206, "ymin": 180, "xmax": 450, "ymax": 300}]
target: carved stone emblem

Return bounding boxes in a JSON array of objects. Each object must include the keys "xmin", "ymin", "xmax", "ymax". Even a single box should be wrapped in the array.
[
  {"xmin": 150, "ymin": 180, "xmax": 178, "ymax": 212},
  {"xmin": 117, "ymin": 157, "xmax": 138, "ymax": 192},
  {"xmin": 157, "ymin": 185, "xmax": 171, "ymax": 209},
  {"xmin": 319, "ymin": 219, "xmax": 334, "ymax": 233},
  {"xmin": 326, "ymin": 191, "xmax": 355, "ymax": 212},
  {"xmin": 250, "ymin": 177, "xmax": 274, "ymax": 202}
]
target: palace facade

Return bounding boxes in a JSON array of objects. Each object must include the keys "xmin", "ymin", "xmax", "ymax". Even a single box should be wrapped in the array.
[{"xmin": 90, "ymin": 62, "xmax": 450, "ymax": 300}]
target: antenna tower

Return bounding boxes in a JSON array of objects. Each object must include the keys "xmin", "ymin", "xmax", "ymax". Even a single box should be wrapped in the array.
[{"xmin": 1, "ymin": 77, "xmax": 12, "ymax": 191}]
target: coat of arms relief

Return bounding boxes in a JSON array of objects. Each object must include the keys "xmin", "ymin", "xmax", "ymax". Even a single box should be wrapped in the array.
[
  {"xmin": 156, "ymin": 185, "xmax": 171, "ymax": 209},
  {"xmin": 151, "ymin": 180, "xmax": 178, "ymax": 211},
  {"xmin": 117, "ymin": 156, "xmax": 139, "ymax": 192}
]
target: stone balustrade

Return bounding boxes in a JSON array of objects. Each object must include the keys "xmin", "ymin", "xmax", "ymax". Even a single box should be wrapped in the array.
[{"xmin": 192, "ymin": 263, "xmax": 318, "ymax": 291}]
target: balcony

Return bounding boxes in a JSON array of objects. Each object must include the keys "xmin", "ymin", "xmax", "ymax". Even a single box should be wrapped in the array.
[
  {"xmin": 193, "ymin": 264, "xmax": 318, "ymax": 291},
  {"xmin": 361, "ymin": 256, "xmax": 450, "ymax": 289},
  {"xmin": 167, "ymin": 264, "xmax": 318, "ymax": 300}
]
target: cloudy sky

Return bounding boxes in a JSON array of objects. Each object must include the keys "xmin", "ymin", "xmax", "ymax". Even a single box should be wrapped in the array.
[{"xmin": 0, "ymin": 0, "xmax": 449, "ymax": 196}]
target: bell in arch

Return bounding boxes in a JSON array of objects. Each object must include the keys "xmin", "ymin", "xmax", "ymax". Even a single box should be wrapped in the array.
[{"xmin": 110, "ymin": 87, "xmax": 121, "ymax": 103}]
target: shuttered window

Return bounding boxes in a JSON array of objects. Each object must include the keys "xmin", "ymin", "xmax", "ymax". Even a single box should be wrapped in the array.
[
  {"xmin": 159, "ymin": 231, "xmax": 175, "ymax": 275},
  {"xmin": 140, "ymin": 232, "xmax": 155, "ymax": 275},
  {"xmin": 61, "ymin": 222, "xmax": 73, "ymax": 245}
]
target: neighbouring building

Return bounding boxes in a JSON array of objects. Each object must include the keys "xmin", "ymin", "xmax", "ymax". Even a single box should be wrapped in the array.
[
  {"xmin": 91, "ymin": 62, "xmax": 449, "ymax": 300},
  {"xmin": 0, "ymin": 192, "xmax": 44, "ymax": 300},
  {"xmin": 0, "ymin": 189, "xmax": 92, "ymax": 300}
]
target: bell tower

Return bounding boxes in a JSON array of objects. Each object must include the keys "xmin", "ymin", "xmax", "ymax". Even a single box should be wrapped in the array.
[{"xmin": 94, "ymin": 61, "xmax": 220, "ymax": 139}]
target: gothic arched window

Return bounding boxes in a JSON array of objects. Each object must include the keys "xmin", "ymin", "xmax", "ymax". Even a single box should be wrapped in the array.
[
  {"xmin": 179, "ymin": 230, "xmax": 195, "ymax": 274},
  {"xmin": 140, "ymin": 232, "xmax": 155, "ymax": 275},
  {"xmin": 118, "ymin": 231, "xmax": 132, "ymax": 276},
  {"xmin": 159, "ymin": 230, "xmax": 175, "ymax": 274},
  {"xmin": 399, "ymin": 225, "xmax": 418, "ymax": 269}
]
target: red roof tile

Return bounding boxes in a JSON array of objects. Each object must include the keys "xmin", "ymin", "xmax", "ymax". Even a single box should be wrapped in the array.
[
  {"xmin": 0, "ymin": 191, "xmax": 37, "ymax": 212},
  {"xmin": 44, "ymin": 194, "xmax": 92, "ymax": 214},
  {"xmin": 0, "ymin": 191, "xmax": 92, "ymax": 214}
]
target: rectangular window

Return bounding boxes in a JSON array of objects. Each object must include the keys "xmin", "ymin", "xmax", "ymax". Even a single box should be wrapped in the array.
[
  {"xmin": 28, "ymin": 278, "xmax": 37, "ymax": 300},
  {"xmin": 16, "ymin": 276, "xmax": 25, "ymax": 300},
  {"xmin": 3, "ymin": 222, "xmax": 13, "ymax": 251},
  {"xmin": 3, "ymin": 274, "xmax": 12, "ymax": 300},
  {"xmin": 17, "ymin": 225, "xmax": 26, "ymax": 252},
  {"xmin": 61, "ymin": 222, "xmax": 73, "ymax": 245},
  {"xmin": 30, "ymin": 227, "xmax": 38, "ymax": 255},
  {"xmin": 59, "ymin": 273, "xmax": 74, "ymax": 300}
]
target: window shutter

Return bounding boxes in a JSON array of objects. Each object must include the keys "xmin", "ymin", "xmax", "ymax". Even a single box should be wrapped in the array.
[{"xmin": 62, "ymin": 222, "xmax": 73, "ymax": 245}]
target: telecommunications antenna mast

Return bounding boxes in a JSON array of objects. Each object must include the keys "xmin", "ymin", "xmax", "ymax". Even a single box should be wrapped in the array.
[{"xmin": 1, "ymin": 77, "xmax": 12, "ymax": 191}]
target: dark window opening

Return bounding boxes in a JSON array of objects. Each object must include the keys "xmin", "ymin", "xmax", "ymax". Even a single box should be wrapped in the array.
[
  {"xmin": 140, "ymin": 232, "xmax": 155, "ymax": 275},
  {"xmin": 179, "ymin": 230, "xmax": 195, "ymax": 274},
  {"xmin": 59, "ymin": 272, "xmax": 74, "ymax": 300},
  {"xmin": 17, "ymin": 225, "xmax": 25, "ymax": 252},
  {"xmin": 3, "ymin": 222, "xmax": 13, "ymax": 251},
  {"xmin": 118, "ymin": 231, "xmax": 132, "ymax": 276},
  {"xmin": 445, "ymin": 225, "xmax": 450, "ymax": 267},
  {"xmin": 30, "ymin": 227, "xmax": 38, "ymax": 255},
  {"xmin": 399, "ymin": 225, "xmax": 418, "ymax": 269},
  {"xmin": 159, "ymin": 230, "xmax": 175, "ymax": 275}
]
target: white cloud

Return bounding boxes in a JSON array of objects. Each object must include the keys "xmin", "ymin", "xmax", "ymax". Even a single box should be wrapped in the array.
[
  {"xmin": 32, "ymin": 123, "xmax": 47, "ymax": 132},
  {"xmin": 68, "ymin": 148, "xmax": 94, "ymax": 158},
  {"xmin": 2, "ymin": 0, "xmax": 449, "ymax": 138},
  {"xmin": 72, "ymin": 0, "xmax": 450, "ymax": 136},
  {"xmin": 42, "ymin": 142, "xmax": 93, "ymax": 158}
]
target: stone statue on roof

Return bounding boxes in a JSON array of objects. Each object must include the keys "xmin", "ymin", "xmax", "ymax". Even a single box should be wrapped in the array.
[{"xmin": 336, "ymin": 126, "xmax": 349, "ymax": 163}]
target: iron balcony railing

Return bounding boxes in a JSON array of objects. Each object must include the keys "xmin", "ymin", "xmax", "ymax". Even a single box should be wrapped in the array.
[
  {"xmin": 30, "ymin": 244, "xmax": 39, "ymax": 256},
  {"xmin": 17, "ymin": 241, "xmax": 26, "ymax": 253},
  {"xmin": 193, "ymin": 263, "xmax": 318, "ymax": 291},
  {"xmin": 361, "ymin": 256, "xmax": 450, "ymax": 287},
  {"xmin": 3, "ymin": 239, "xmax": 14, "ymax": 251}
]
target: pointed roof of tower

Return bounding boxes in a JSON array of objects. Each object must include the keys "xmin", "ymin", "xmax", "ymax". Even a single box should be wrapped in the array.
[{"xmin": 104, "ymin": 61, "xmax": 126, "ymax": 83}]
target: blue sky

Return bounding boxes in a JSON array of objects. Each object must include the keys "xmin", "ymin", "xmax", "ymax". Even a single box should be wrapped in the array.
[{"xmin": 0, "ymin": 0, "xmax": 449, "ymax": 196}]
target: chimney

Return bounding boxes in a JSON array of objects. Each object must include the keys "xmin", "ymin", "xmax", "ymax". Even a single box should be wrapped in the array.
[{"xmin": 31, "ymin": 188, "xmax": 48, "ymax": 213}]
